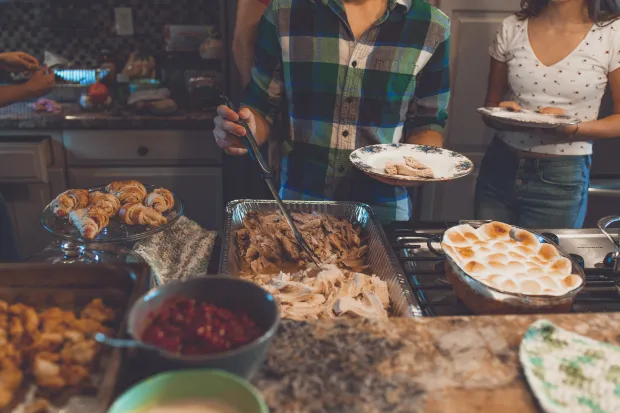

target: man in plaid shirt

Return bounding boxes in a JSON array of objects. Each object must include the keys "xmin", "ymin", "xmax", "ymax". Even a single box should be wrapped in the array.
[{"xmin": 214, "ymin": 0, "xmax": 450, "ymax": 222}]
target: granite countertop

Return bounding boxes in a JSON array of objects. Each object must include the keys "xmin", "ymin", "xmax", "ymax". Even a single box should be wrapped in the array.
[
  {"xmin": 254, "ymin": 313, "xmax": 620, "ymax": 413},
  {"xmin": 0, "ymin": 102, "xmax": 216, "ymax": 130}
]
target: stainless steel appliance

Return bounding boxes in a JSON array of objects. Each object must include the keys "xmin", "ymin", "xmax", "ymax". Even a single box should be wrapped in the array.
[{"xmin": 384, "ymin": 221, "xmax": 620, "ymax": 316}]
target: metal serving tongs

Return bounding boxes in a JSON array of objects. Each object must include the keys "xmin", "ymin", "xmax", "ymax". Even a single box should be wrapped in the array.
[{"xmin": 220, "ymin": 95, "xmax": 322, "ymax": 267}]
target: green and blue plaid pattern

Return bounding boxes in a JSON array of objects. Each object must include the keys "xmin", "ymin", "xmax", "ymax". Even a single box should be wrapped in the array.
[{"xmin": 242, "ymin": 0, "xmax": 450, "ymax": 222}]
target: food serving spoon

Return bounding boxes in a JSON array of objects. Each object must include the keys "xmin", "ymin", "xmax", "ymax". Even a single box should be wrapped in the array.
[
  {"xmin": 220, "ymin": 95, "xmax": 322, "ymax": 267},
  {"xmin": 94, "ymin": 332, "xmax": 161, "ymax": 352}
]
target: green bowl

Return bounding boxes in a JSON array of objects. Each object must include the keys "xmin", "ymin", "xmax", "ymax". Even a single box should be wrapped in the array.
[{"xmin": 108, "ymin": 369, "xmax": 269, "ymax": 413}]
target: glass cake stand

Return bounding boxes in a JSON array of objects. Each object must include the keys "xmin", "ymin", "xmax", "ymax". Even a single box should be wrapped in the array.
[
  {"xmin": 30, "ymin": 241, "xmax": 146, "ymax": 265},
  {"xmin": 39, "ymin": 184, "xmax": 184, "ymax": 264}
]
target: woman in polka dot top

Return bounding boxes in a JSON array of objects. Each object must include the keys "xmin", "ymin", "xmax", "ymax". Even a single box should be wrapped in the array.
[{"xmin": 475, "ymin": 0, "xmax": 620, "ymax": 228}]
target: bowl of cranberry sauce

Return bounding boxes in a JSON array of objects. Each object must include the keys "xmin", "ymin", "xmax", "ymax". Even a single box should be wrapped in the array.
[{"xmin": 127, "ymin": 276, "xmax": 280, "ymax": 378}]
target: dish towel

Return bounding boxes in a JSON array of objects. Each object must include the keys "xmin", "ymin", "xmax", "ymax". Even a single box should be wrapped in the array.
[
  {"xmin": 520, "ymin": 319, "xmax": 620, "ymax": 413},
  {"xmin": 133, "ymin": 216, "xmax": 217, "ymax": 285}
]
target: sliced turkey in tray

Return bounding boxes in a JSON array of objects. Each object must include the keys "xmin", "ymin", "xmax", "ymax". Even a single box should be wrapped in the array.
[
  {"xmin": 220, "ymin": 200, "xmax": 420, "ymax": 318},
  {"xmin": 235, "ymin": 211, "xmax": 368, "ymax": 274},
  {"xmin": 242, "ymin": 264, "xmax": 390, "ymax": 321}
]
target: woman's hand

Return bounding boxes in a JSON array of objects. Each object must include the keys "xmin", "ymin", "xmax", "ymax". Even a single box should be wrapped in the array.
[
  {"xmin": 539, "ymin": 107, "xmax": 565, "ymax": 116},
  {"xmin": 213, "ymin": 105, "xmax": 257, "ymax": 156},
  {"xmin": 24, "ymin": 68, "xmax": 55, "ymax": 98},
  {"xmin": 0, "ymin": 52, "xmax": 39, "ymax": 72},
  {"xmin": 482, "ymin": 101, "xmax": 528, "ymax": 132},
  {"xmin": 553, "ymin": 123, "xmax": 580, "ymax": 136},
  {"xmin": 498, "ymin": 101, "xmax": 522, "ymax": 111}
]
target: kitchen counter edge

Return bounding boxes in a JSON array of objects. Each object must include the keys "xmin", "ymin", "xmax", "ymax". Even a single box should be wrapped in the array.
[{"xmin": 0, "ymin": 103, "xmax": 216, "ymax": 130}]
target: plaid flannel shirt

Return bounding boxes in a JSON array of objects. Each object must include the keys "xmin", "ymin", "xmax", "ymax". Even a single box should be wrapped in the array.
[{"xmin": 242, "ymin": 0, "xmax": 450, "ymax": 222}]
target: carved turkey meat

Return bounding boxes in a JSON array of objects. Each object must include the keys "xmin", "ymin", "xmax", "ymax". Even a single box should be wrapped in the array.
[
  {"xmin": 235, "ymin": 212, "xmax": 368, "ymax": 273},
  {"xmin": 242, "ymin": 264, "xmax": 390, "ymax": 321}
]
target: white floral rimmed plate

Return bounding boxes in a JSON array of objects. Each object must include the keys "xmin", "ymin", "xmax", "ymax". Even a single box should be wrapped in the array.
[
  {"xmin": 478, "ymin": 107, "xmax": 581, "ymax": 129},
  {"xmin": 520, "ymin": 319, "xmax": 620, "ymax": 413},
  {"xmin": 349, "ymin": 143, "xmax": 474, "ymax": 185}
]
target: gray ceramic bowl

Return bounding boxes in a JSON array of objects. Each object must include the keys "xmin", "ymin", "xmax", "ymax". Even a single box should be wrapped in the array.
[{"xmin": 127, "ymin": 276, "xmax": 280, "ymax": 379}]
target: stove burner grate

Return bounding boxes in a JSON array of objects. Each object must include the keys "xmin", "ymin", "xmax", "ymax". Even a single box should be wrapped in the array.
[{"xmin": 386, "ymin": 222, "xmax": 620, "ymax": 317}]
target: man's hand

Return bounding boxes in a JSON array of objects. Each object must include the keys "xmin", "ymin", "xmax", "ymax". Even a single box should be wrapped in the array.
[
  {"xmin": 213, "ymin": 105, "xmax": 259, "ymax": 156},
  {"xmin": 0, "ymin": 52, "xmax": 39, "ymax": 72},
  {"xmin": 24, "ymin": 68, "xmax": 55, "ymax": 99}
]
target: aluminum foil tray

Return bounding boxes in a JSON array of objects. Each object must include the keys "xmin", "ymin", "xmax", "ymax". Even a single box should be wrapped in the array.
[{"xmin": 219, "ymin": 200, "xmax": 420, "ymax": 318}]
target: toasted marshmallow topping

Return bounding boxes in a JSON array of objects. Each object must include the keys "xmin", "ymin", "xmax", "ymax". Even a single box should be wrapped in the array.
[{"xmin": 442, "ymin": 222, "xmax": 583, "ymax": 296}]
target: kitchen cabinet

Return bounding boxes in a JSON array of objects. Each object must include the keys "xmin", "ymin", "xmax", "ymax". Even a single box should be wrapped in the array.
[
  {"xmin": 1, "ymin": 183, "xmax": 54, "ymax": 258},
  {"xmin": 0, "ymin": 132, "xmax": 65, "ymax": 259},
  {"xmin": 68, "ymin": 166, "xmax": 223, "ymax": 233},
  {"xmin": 0, "ymin": 138, "xmax": 51, "ymax": 183},
  {"xmin": 63, "ymin": 130, "xmax": 221, "ymax": 167},
  {"xmin": 420, "ymin": 0, "xmax": 521, "ymax": 221}
]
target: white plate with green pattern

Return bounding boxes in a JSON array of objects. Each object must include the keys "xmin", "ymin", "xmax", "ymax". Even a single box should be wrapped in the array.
[
  {"xmin": 349, "ymin": 143, "xmax": 474, "ymax": 185},
  {"xmin": 520, "ymin": 319, "xmax": 620, "ymax": 413}
]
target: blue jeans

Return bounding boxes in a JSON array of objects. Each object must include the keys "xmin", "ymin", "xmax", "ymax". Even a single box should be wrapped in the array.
[{"xmin": 475, "ymin": 138, "xmax": 591, "ymax": 229}]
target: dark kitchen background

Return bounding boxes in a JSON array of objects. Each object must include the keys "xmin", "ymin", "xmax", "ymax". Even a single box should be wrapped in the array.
[
  {"xmin": 0, "ymin": 0, "xmax": 268, "ymax": 203},
  {"xmin": 0, "ymin": 0, "xmax": 269, "ymax": 259},
  {"xmin": 0, "ymin": 0, "xmax": 220, "ymax": 67}
]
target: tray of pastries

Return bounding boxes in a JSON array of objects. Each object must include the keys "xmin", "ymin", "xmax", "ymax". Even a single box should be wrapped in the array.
[
  {"xmin": 42, "ymin": 181, "xmax": 184, "ymax": 243},
  {"xmin": 0, "ymin": 262, "xmax": 151, "ymax": 413}
]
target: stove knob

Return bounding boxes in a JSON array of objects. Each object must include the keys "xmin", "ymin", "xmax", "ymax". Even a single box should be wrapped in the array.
[
  {"xmin": 540, "ymin": 232, "xmax": 560, "ymax": 245},
  {"xmin": 569, "ymin": 254, "xmax": 585, "ymax": 269},
  {"xmin": 604, "ymin": 252, "xmax": 616, "ymax": 268}
]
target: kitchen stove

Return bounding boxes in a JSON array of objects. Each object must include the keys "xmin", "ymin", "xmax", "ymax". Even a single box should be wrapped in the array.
[{"xmin": 384, "ymin": 221, "xmax": 620, "ymax": 317}]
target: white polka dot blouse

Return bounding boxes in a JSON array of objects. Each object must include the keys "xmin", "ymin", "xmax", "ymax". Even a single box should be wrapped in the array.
[{"xmin": 489, "ymin": 15, "xmax": 620, "ymax": 155}]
